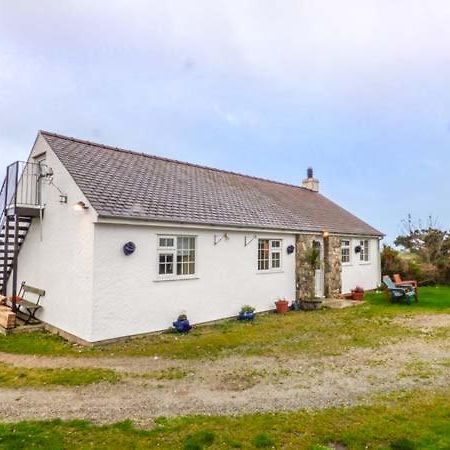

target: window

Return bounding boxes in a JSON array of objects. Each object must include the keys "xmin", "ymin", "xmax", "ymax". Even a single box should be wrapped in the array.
[
  {"xmin": 157, "ymin": 236, "xmax": 196, "ymax": 277},
  {"xmin": 360, "ymin": 239, "xmax": 369, "ymax": 262},
  {"xmin": 341, "ymin": 240, "xmax": 351, "ymax": 263},
  {"xmin": 258, "ymin": 239, "xmax": 282, "ymax": 271}
]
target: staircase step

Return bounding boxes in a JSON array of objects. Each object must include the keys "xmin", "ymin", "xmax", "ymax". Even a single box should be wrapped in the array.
[
  {"xmin": 3, "ymin": 226, "xmax": 29, "ymax": 232},
  {"xmin": 0, "ymin": 233, "xmax": 27, "ymax": 238}
]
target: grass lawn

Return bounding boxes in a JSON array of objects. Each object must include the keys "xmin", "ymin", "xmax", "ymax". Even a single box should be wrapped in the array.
[
  {"xmin": 0, "ymin": 363, "xmax": 119, "ymax": 387},
  {"xmin": 0, "ymin": 388, "xmax": 448, "ymax": 449},
  {"xmin": 0, "ymin": 286, "xmax": 448, "ymax": 360}
]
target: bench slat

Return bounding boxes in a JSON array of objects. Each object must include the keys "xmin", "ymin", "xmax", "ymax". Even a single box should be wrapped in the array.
[{"xmin": 22, "ymin": 285, "xmax": 45, "ymax": 296}]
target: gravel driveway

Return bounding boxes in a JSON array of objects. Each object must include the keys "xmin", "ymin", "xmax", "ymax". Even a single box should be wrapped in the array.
[{"xmin": 0, "ymin": 314, "xmax": 449, "ymax": 424}]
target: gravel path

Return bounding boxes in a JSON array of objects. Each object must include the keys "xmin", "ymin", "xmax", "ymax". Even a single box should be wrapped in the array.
[{"xmin": 0, "ymin": 314, "xmax": 449, "ymax": 424}]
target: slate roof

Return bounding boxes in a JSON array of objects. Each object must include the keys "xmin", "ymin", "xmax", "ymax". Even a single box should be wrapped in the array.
[{"xmin": 40, "ymin": 131, "xmax": 383, "ymax": 236}]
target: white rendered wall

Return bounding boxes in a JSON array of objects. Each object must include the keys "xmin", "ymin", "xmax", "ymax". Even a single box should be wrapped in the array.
[
  {"xmin": 341, "ymin": 238, "xmax": 381, "ymax": 293},
  {"xmin": 8, "ymin": 135, "xmax": 96, "ymax": 341},
  {"xmin": 91, "ymin": 224, "xmax": 296, "ymax": 342}
]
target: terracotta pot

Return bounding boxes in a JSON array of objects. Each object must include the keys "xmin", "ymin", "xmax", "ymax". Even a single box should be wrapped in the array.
[{"xmin": 275, "ymin": 300, "xmax": 289, "ymax": 314}]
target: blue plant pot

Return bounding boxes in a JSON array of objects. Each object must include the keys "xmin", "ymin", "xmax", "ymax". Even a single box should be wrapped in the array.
[
  {"xmin": 238, "ymin": 311, "xmax": 255, "ymax": 321},
  {"xmin": 173, "ymin": 319, "xmax": 192, "ymax": 333}
]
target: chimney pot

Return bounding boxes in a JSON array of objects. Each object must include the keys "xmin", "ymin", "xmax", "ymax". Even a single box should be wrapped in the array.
[{"xmin": 302, "ymin": 167, "xmax": 319, "ymax": 192}]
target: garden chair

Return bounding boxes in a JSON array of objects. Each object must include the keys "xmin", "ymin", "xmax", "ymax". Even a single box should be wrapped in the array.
[
  {"xmin": 382, "ymin": 275, "xmax": 417, "ymax": 304},
  {"xmin": 393, "ymin": 273, "xmax": 419, "ymax": 299}
]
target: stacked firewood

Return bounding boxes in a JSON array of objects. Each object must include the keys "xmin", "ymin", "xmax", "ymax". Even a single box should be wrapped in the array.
[{"xmin": 0, "ymin": 297, "xmax": 16, "ymax": 329}]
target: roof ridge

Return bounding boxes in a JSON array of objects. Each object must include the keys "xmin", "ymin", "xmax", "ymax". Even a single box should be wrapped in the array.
[{"xmin": 39, "ymin": 130, "xmax": 313, "ymax": 192}]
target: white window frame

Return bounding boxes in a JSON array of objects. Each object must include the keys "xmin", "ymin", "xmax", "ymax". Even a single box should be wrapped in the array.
[
  {"xmin": 156, "ymin": 235, "xmax": 198, "ymax": 280},
  {"xmin": 341, "ymin": 239, "xmax": 351, "ymax": 265},
  {"xmin": 257, "ymin": 238, "xmax": 283, "ymax": 273},
  {"xmin": 359, "ymin": 239, "xmax": 370, "ymax": 263}
]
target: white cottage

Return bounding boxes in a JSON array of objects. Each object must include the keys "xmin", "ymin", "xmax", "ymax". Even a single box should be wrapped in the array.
[{"xmin": 0, "ymin": 131, "xmax": 383, "ymax": 343}]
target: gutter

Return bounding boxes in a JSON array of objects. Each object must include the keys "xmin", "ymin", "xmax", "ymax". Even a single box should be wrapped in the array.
[{"xmin": 96, "ymin": 214, "xmax": 385, "ymax": 239}]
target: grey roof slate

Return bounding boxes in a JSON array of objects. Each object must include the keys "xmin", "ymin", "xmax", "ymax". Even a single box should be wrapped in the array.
[{"xmin": 40, "ymin": 131, "xmax": 383, "ymax": 236}]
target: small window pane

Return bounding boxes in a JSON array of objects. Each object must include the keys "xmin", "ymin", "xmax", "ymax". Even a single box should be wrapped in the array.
[
  {"xmin": 159, "ymin": 237, "xmax": 174, "ymax": 248},
  {"xmin": 159, "ymin": 253, "xmax": 174, "ymax": 274},
  {"xmin": 258, "ymin": 239, "xmax": 270, "ymax": 270},
  {"xmin": 272, "ymin": 252, "xmax": 281, "ymax": 268},
  {"xmin": 359, "ymin": 240, "xmax": 369, "ymax": 262},
  {"xmin": 341, "ymin": 240, "xmax": 350, "ymax": 263}
]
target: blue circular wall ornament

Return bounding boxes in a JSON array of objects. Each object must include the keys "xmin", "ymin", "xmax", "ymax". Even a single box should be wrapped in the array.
[
  {"xmin": 287, "ymin": 245, "xmax": 295, "ymax": 254},
  {"xmin": 123, "ymin": 241, "xmax": 136, "ymax": 255}
]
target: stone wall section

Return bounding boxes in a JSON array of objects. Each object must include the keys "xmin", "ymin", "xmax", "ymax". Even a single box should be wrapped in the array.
[
  {"xmin": 295, "ymin": 234, "xmax": 342, "ymax": 299},
  {"xmin": 295, "ymin": 234, "xmax": 316, "ymax": 300},
  {"xmin": 324, "ymin": 235, "xmax": 342, "ymax": 298}
]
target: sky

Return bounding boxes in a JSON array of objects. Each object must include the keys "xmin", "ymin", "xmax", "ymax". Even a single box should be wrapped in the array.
[{"xmin": 1, "ymin": 0, "xmax": 450, "ymax": 243}]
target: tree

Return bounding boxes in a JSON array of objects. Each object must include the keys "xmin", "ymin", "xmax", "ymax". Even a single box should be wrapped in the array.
[{"xmin": 394, "ymin": 214, "xmax": 450, "ymax": 265}]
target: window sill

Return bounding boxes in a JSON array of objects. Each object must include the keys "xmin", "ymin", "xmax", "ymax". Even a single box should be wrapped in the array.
[
  {"xmin": 154, "ymin": 275, "xmax": 199, "ymax": 282},
  {"xmin": 342, "ymin": 263, "xmax": 353, "ymax": 267},
  {"xmin": 256, "ymin": 269, "xmax": 284, "ymax": 275},
  {"xmin": 358, "ymin": 261, "xmax": 371, "ymax": 265}
]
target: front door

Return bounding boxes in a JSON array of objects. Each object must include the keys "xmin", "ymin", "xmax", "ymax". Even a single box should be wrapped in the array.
[{"xmin": 313, "ymin": 239, "xmax": 324, "ymax": 297}]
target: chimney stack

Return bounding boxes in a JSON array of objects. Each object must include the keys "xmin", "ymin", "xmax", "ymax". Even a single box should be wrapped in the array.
[{"xmin": 302, "ymin": 167, "xmax": 319, "ymax": 192}]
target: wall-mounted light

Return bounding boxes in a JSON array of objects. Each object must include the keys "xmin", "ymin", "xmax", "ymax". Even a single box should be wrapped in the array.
[
  {"xmin": 323, "ymin": 230, "xmax": 329, "ymax": 238},
  {"xmin": 59, "ymin": 194, "xmax": 68, "ymax": 203},
  {"xmin": 73, "ymin": 201, "xmax": 89, "ymax": 211}
]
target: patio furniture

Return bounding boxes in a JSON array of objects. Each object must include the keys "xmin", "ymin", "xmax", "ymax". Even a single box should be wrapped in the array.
[
  {"xmin": 393, "ymin": 273, "xmax": 419, "ymax": 299},
  {"xmin": 382, "ymin": 275, "xmax": 417, "ymax": 304},
  {"xmin": 8, "ymin": 282, "xmax": 45, "ymax": 324}
]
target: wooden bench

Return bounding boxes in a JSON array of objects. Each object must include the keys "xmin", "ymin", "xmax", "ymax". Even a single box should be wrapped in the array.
[{"xmin": 9, "ymin": 282, "xmax": 45, "ymax": 324}]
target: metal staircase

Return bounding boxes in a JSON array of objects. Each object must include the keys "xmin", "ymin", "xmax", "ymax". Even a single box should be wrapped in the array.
[{"xmin": 0, "ymin": 161, "xmax": 44, "ymax": 310}]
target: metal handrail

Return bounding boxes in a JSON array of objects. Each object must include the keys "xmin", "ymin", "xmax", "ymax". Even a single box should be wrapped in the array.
[{"xmin": 1, "ymin": 160, "xmax": 44, "ymax": 229}]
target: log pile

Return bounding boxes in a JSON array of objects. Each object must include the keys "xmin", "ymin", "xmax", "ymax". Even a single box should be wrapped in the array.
[{"xmin": 0, "ymin": 304, "xmax": 16, "ymax": 329}]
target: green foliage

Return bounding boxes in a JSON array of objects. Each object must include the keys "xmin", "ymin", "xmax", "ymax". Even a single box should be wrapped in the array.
[
  {"xmin": 393, "ymin": 214, "xmax": 450, "ymax": 284},
  {"xmin": 0, "ymin": 389, "xmax": 449, "ymax": 448},
  {"xmin": 240, "ymin": 305, "xmax": 255, "ymax": 313},
  {"xmin": 0, "ymin": 363, "xmax": 119, "ymax": 387},
  {"xmin": 304, "ymin": 245, "xmax": 321, "ymax": 270}
]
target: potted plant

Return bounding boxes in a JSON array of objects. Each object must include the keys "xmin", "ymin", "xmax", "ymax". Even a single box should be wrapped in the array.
[
  {"xmin": 238, "ymin": 305, "xmax": 255, "ymax": 321},
  {"xmin": 300, "ymin": 244, "xmax": 323, "ymax": 311},
  {"xmin": 172, "ymin": 313, "xmax": 192, "ymax": 333},
  {"xmin": 275, "ymin": 298, "xmax": 289, "ymax": 314},
  {"xmin": 351, "ymin": 286, "xmax": 365, "ymax": 301}
]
